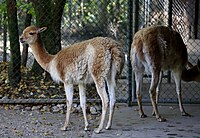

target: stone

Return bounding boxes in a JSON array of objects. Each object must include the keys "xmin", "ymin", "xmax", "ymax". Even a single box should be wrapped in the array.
[
  {"xmin": 42, "ymin": 106, "xmax": 50, "ymax": 112},
  {"xmin": 25, "ymin": 106, "xmax": 32, "ymax": 111},
  {"xmin": 2, "ymin": 96, "xmax": 8, "ymax": 99},
  {"xmin": 94, "ymin": 105, "xmax": 101, "ymax": 112},
  {"xmin": 32, "ymin": 106, "xmax": 41, "ymax": 111},
  {"xmin": 52, "ymin": 106, "xmax": 60, "ymax": 113},
  {"xmin": 14, "ymin": 105, "xmax": 23, "ymax": 110},
  {"xmin": 57, "ymin": 104, "xmax": 65, "ymax": 110},
  {"xmin": 90, "ymin": 106, "xmax": 98, "ymax": 115}
]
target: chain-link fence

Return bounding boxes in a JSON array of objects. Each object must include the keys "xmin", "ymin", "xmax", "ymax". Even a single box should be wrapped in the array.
[
  {"xmin": 0, "ymin": 0, "xmax": 129, "ymax": 104},
  {"xmin": 130, "ymin": 0, "xmax": 200, "ymax": 103},
  {"xmin": 0, "ymin": 0, "xmax": 200, "ymax": 104}
]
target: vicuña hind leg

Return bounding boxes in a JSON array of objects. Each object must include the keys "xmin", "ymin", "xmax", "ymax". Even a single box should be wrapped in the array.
[
  {"xmin": 61, "ymin": 84, "xmax": 74, "ymax": 131},
  {"xmin": 105, "ymin": 78, "xmax": 116, "ymax": 130},
  {"xmin": 173, "ymin": 71, "xmax": 191, "ymax": 117},
  {"xmin": 152, "ymin": 72, "xmax": 162, "ymax": 116},
  {"xmin": 78, "ymin": 84, "xmax": 89, "ymax": 131},
  {"xmin": 135, "ymin": 70, "xmax": 147, "ymax": 118},
  {"xmin": 150, "ymin": 71, "xmax": 166, "ymax": 122},
  {"xmin": 94, "ymin": 82, "xmax": 109, "ymax": 134}
]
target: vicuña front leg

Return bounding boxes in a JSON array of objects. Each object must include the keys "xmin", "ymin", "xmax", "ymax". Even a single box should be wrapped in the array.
[
  {"xmin": 78, "ymin": 84, "xmax": 89, "ymax": 131},
  {"xmin": 61, "ymin": 84, "xmax": 74, "ymax": 131}
]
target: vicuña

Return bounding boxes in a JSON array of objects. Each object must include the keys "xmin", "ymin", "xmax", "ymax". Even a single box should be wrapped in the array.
[
  {"xmin": 20, "ymin": 26, "xmax": 124, "ymax": 133},
  {"xmin": 130, "ymin": 25, "xmax": 200, "ymax": 121}
]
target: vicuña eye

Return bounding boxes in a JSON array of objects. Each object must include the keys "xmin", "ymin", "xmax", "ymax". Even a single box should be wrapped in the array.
[{"xmin": 29, "ymin": 32, "xmax": 35, "ymax": 35}]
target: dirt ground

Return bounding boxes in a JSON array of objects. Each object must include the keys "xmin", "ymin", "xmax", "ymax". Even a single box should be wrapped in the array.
[{"xmin": 0, "ymin": 104, "xmax": 200, "ymax": 138}]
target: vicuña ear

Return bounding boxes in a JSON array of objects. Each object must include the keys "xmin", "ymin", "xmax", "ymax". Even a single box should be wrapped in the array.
[
  {"xmin": 197, "ymin": 59, "xmax": 200, "ymax": 71},
  {"xmin": 37, "ymin": 27, "xmax": 47, "ymax": 33}
]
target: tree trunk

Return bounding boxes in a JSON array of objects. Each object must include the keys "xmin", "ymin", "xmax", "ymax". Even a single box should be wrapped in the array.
[
  {"xmin": 21, "ymin": 12, "xmax": 32, "ymax": 67},
  {"xmin": 98, "ymin": 0, "xmax": 109, "ymax": 35},
  {"xmin": 31, "ymin": 0, "xmax": 66, "ymax": 75},
  {"xmin": 31, "ymin": 0, "xmax": 51, "ymax": 75},
  {"xmin": 3, "ymin": 13, "xmax": 7, "ymax": 62},
  {"xmin": 52, "ymin": 0, "xmax": 66, "ymax": 53},
  {"xmin": 6, "ymin": 0, "xmax": 21, "ymax": 86}
]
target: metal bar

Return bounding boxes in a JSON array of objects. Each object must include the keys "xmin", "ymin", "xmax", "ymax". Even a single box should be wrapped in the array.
[
  {"xmin": 168, "ymin": 0, "xmax": 172, "ymax": 27},
  {"xmin": 194, "ymin": 0, "xmax": 199, "ymax": 39},
  {"xmin": 131, "ymin": 0, "xmax": 140, "ymax": 103},
  {"xmin": 0, "ymin": 99, "xmax": 67, "ymax": 104},
  {"xmin": 127, "ymin": 0, "xmax": 134, "ymax": 106},
  {"xmin": 134, "ymin": 0, "xmax": 139, "ymax": 33},
  {"xmin": 167, "ymin": 0, "xmax": 172, "ymax": 83},
  {"xmin": 131, "ymin": 98, "xmax": 200, "ymax": 104},
  {"xmin": 0, "ymin": 98, "xmax": 128, "ymax": 104}
]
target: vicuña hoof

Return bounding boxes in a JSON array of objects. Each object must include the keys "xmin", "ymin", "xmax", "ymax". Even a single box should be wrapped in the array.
[
  {"xmin": 181, "ymin": 112, "xmax": 191, "ymax": 117},
  {"xmin": 140, "ymin": 114, "xmax": 147, "ymax": 118},
  {"xmin": 157, "ymin": 117, "xmax": 166, "ymax": 122},
  {"xmin": 94, "ymin": 128, "xmax": 101, "ymax": 134},
  {"xmin": 105, "ymin": 125, "xmax": 111, "ymax": 130},
  {"xmin": 60, "ymin": 126, "xmax": 67, "ymax": 131},
  {"xmin": 84, "ymin": 126, "xmax": 89, "ymax": 131}
]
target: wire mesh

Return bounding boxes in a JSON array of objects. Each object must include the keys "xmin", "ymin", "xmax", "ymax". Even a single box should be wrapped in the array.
[
  {"xmin": 134, "ymin": 0, "xmax": 200, "ymax": 103},
  {"xmin": 0, "ymin": 0, "xmax": 128, "ymax": 104},
  {"xmin": 0, "ymin": 0, "xmax": 200, "ymax": 104}
]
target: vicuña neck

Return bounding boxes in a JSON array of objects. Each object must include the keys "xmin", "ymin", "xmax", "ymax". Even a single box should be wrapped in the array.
[{"xmin": 29, "ymin": 38, "xmax": 55, "ymax": 71}]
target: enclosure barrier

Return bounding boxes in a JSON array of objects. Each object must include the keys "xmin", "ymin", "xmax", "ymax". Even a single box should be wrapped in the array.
[{"xmin": 0, "ymin": 0, "xmax": 200, "ymax": 104}]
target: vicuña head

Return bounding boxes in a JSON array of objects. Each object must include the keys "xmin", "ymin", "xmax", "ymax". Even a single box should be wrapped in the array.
[
  {"xmin": 20, "ymin": 26, "xmax": 47, "ymax": 45},
  {"xmin": 20, "ymin": 26, "xmax": 53, "ymax": 71},
  {"xmin": 20, "ymin": 26, "xmax": 125, "ymax": 133},
  {"xmin": 182, "ymin": 60, "xmax": 200, "ymax": 82}
]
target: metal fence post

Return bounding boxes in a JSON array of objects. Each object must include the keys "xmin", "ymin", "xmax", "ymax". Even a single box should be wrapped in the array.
[
  {"xmin": 194, "ymin": 0, "xmax": 199, "ymax": 39},
  {"xmin": 127, "ymin": 0, "xmax": 133, "ymax": 106},
  {"xmin": 167, "ymin": 0, "xmax": 172, "ymax": 83},
  {"xmin": 127, "ymin": 0, "xmax": 139, "ymax": 106},
  {"xmin": 168, "ymin": 0, "xmax": 172, "ymax": 27},
  {"xmin": 133, "ymin": 0, "xmax": 139, "ymax": 103}
]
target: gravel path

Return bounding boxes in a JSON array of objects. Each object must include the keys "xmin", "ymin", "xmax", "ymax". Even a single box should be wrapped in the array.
[
  {"xmin": 0, "ymin": 106, "xmax": 99, "ymax": 138},
  {"xmin": 0, "ymin": 104, "xmax": 200, "ymax": 138}
]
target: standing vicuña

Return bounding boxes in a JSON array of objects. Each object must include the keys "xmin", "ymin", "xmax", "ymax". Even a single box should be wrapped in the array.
[
  {"xmin": 20, "ymin": 26, "xmax": 124, "ymax": 133},
  {"xmin": 130, "ymin": 25, "xmax": 200, "ymax": 121}
]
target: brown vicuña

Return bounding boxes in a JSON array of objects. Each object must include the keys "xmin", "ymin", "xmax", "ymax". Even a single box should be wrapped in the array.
[
  {"xmin": 20, "ymin": 26, "xmax": 124, "ymax": 133},
  {"xmin": 130, "ymin": 25, "xmax": 200, "ymax": 121}
]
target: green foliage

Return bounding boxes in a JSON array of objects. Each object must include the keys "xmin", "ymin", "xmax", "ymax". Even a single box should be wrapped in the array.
[
  {"xmin": 0, "ymin": 0, "xmax": 6, "ymax": 12},
  {"xmin": 62, "ymin": 0, "xmax": 127, "ymax": 39},
  {"xmin": 16, "ymin": 0, "xmax": 35, "ymax": 33},
  {"xmin": 63, "ymin": 0, "xmax": 127, "ymax": 26},
  {"xmin": 0, "ymin": 0, "xmax": 7, "ymax": 27},
  {"xmin": 16, "ymin": 0, "xmax": 35, "ymax": 15}
]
